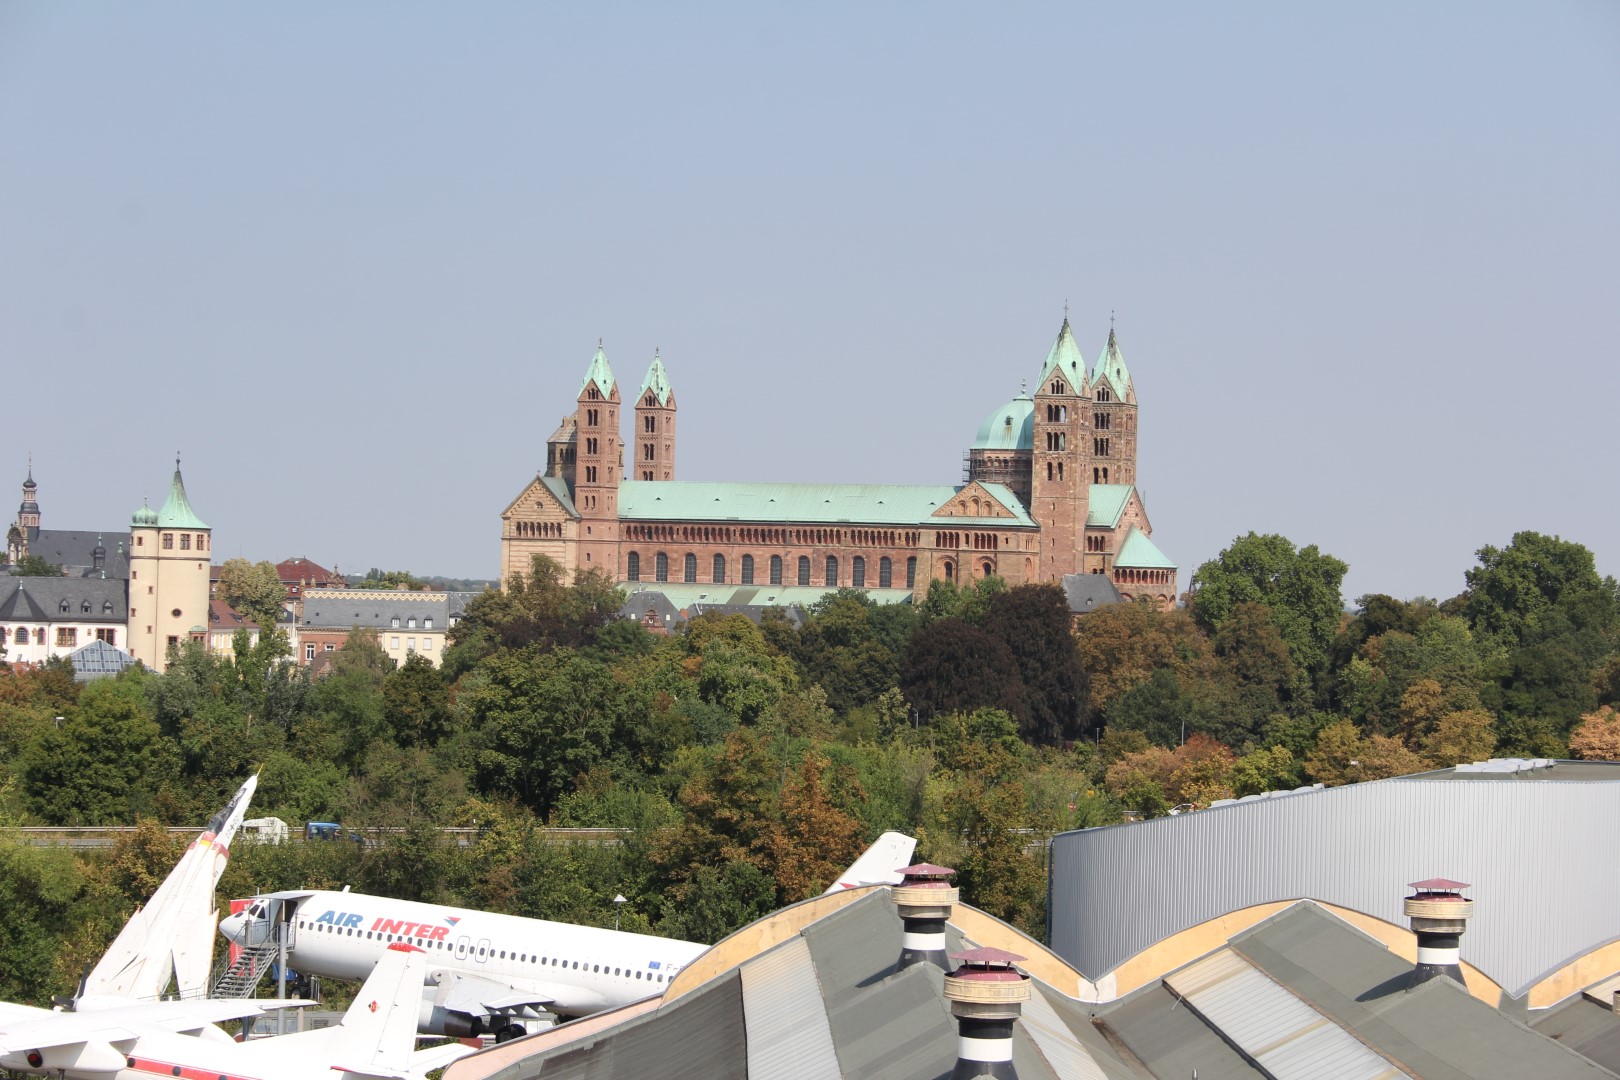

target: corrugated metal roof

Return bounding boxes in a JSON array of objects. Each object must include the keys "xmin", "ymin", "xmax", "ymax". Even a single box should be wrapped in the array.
[
  {"xmin": 1164, "ymin": 949, "xmax": 1409, "ymax": 1080},
  {"xmin": 1023, "ymin": 983, "xmax": 1112, "ymax": 1080},
  {"xmin": 1051, "ymin": 778, "xmax": 1620, "ymax": 999},
  {"xmin": 740, "ymin": 937, "xmax": 840, "ymax": 1080}
]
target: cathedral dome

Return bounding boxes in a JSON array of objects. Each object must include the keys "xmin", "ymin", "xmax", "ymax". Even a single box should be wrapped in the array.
[{"xmin": 972, "ymin": 393, "xmax": 1034, "ymax": 451}]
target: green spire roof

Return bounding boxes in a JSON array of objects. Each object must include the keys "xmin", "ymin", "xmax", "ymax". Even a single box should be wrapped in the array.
[
  {"xmin": 1093, "ymin": 327, "xmax": 1133, "ymax": 401},
  {"xmin": 1115, "ymin": 526, "xmax": 1175, "ymax": 569},
  {"xmin": 580, "ymin": 341, "xmax": 617, "ymax": 398},
  {"xmin": 1038, "ymin": 317, "xmax": 1086, "ymax": 391},
  {"xmin": 157, "ymin": 464, "xmax": 208, "ymax": 530},
  {"xmin": 639, "ymin": 350, "xmax": 673, "ymax": 406}
]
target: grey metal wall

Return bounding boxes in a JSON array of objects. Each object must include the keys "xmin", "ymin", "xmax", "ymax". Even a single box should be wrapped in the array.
[{"xmin": 1049, "ymin": 778, "xmax": 1620, "ymax": 999}]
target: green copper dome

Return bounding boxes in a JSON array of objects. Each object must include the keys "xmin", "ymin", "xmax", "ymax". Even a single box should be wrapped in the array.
[
  {"xmin": 972, "ymin": 392, "xmax": 1034, "ymax": 451},
  {"xmin": 132, "ymin": 500, "xmax": 158, "ymax": 527}
]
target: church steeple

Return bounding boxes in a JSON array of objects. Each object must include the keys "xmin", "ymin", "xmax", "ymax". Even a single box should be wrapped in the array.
[
  {"xmin": 1039, "ymin": 313, "xmax": 1088, "ymax": 395},
  {"xmin": 633, "ymin": 349, "xmax": 678, "ymax": 482},
  {"xmin": 1031, "ymin": 314, "xmax": 1091, "ymax": 581},
  {"xmin": 157, "ymin": 456, "xmax": 209, "ymax": 530},
  {"xmin": 17, "ymin": 456, "xmax": 40, "ymax": 529},
  {"xmin": 1090, "ymin": 324, "xmax": 1139, "ymax": 486},
  {"xmin": 573, "ymin": 341, "xmax": 623, "ymax": 572}
]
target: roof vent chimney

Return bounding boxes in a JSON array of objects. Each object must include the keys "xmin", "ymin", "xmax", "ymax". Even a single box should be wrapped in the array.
[
  {"xmin": 1405, "ymin": 878, "xmax": 1473, "ymax": 988},
  {"xmin": 892, "ymin": 862, "xmax": 958, "ymax": 971},
  {"xmin": 943, "ymin": 947, "xmax": 1029, "ymax": 1080}
]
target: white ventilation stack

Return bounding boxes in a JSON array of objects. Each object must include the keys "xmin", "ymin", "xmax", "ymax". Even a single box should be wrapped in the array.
[
  {"xmin": 892, "ymin": 862, "xmax": 958, "ymax": 971},
  {"xmin": 1405, "ymin": 877, "xmax": 1474, "ymax": 988},
  {"xmin": 943, "ymin": 947, "xmax": 1029, "ymax": 1080}
]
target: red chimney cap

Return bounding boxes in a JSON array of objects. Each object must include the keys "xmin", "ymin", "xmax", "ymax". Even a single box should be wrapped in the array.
[
  {"xmin": 1408, "ymin": 877, "xmax": 1470, "ymax": 891},
  {"xmin": 896, "ymin": 862, "xmax": 955, "ymax": 877},
  {"xmin": 950, "ymin": 946, "xmax": 1026, "ymax": 966}
]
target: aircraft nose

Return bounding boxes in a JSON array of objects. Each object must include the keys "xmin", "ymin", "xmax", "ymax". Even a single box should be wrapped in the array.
[{"xmin": 219, "ymin": 912, "xmax": 248, "ymax": 943}]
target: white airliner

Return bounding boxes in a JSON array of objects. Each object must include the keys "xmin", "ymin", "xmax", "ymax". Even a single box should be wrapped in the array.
[
  {"xmin": 0, "ymin": 774, "xmax": 471, "ymax": 1080},
  {"xmin": 220, "ymin": 830, "xmax": 917, "ymax": 1040},
  {"xmin": 0, "ymin": 943, "xmax": 472, "ymax": 1080}
]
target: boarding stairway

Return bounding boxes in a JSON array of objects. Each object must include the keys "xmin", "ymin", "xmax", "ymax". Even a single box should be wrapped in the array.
[{"xmin": 211, "ymin": 941, "xmax": 277, "ymax": 998}]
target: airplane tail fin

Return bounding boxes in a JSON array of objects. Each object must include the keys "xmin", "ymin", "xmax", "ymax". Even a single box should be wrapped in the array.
[
  {"xmin": 328, "ymin": 943, "xmax": 431, "ymax": 1080},
  {"xmin": 824, "ymin": 831, "xmax": 918, "ymax": 894},
  {"xmin": 81, "ymin": 773, "xmax": 259, "ymax": 1002}
]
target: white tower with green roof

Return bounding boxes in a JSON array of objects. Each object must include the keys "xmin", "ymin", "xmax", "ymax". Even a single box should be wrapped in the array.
[
  {"xmin": 127, "ymin": 459, "xmax": 212, "ymax": 673},
  {"xmin": 633, "ymin": 349, "xmax": 677, "ymax": 482}
]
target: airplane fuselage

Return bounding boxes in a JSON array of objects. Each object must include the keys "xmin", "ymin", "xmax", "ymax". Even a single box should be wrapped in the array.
[{"xmin": 269, "ymin": 891, "xmax": 706, "ymax": 1017}]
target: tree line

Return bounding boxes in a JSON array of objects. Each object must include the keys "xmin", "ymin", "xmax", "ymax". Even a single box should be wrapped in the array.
[{"xmin": 0, "ymin": 529, "xmax": 1614, "ymax": 1006}]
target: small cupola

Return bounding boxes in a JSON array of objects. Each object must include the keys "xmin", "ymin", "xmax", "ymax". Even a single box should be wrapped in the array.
[
  {"xmin": 892, "ymin": 862, "xmax": 958, "ymax": 971},
  {"xmin": 944, "ymin": 947, "xmax": 1030, "ymax": 1080},
  {"xmin": 1405, "ymin": 877, "xmax": 1474, "ymax": 988}
]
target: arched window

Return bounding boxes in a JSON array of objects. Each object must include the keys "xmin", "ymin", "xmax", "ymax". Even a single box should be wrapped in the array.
[
  {"xmin": 905, "ymin": 557, "xmax": 917, "ymax": 589},
  {"xmin": 770, "ymin": 556, "xmax": 783, "ymax": 585},
  {"xmin": 797, "ymin": 556, "xmax": 811, "ymax": 586},
  {"xmin": 879, "ymin": 557, "xmax": 892, "ymax": 588},
  {"xmin": 852, "ymin": 556, "xmax": 865, "ymax": 587},
  {"xmin": 15, "ymin": 627, "xmax": 27, "ymax": 644},
  {"xmin": 684, "ymin": 553, "xmax": 697, "ymax": 582},
  {"xmin": 713, "ymin": 554, "xmax": 726, "ymax": 583},
  {"xmin": 982, "ymin": 561, "xmax": 994, "ymax": 578},
  {"xmin": 742, "ymin": 554, "xmax": 755, "ymax": 584},
  {"xmin": 944, "ymin": 561, "xmax": 955, "ymax": 581},
  {"xmin": 825, "ymin": 556, "xmax": 838, "ymax": 587},
  {"xmin": 656, "ymin": 553, "xmax": 669, "ymax": 582},
  {"xmin": 627, "ymin": 552, "xmax": 641, "ymax": 581}
]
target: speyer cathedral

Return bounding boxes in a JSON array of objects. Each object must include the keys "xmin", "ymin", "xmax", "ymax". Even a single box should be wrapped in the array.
[{"xmin": 500, "ymin": 317, "xmax": 1178, "ymax": 608}]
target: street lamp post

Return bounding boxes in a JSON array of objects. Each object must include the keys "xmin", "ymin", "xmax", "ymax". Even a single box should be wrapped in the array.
[{"xmin": 612, "ymin": 894, "xmax": 627, "ymax": 931}]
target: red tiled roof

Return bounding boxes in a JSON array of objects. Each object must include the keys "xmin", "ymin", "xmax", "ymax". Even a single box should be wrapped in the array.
[{"xmin": 209, "ymin": 599, "xmax": 259, "ymax": 630}]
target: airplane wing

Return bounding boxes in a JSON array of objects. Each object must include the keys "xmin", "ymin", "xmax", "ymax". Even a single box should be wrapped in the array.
[
  {"xmin": 431, "ymin": 970, "xmax": 554, "ymax": 1015},
  {"xmin": 0, "ymin": 997, "xmax": 285, "ymax": 1071},
  {"xmin": 328, "ymin": 944, "xmax": 468, "ymax": 1080},
  {"xmin": 823, "ymin": 831, "xmax": 918, "ymax": 893},
  {"xmin": 83, "ymin": 774, "xmax": 259, "ymax": 1002}
]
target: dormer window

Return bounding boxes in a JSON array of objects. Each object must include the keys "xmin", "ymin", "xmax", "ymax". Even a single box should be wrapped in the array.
[
  {"xmin": 390, "ymin": 617, "xmax": 400, "ymax": 628},
  {"xmin": 407, "ymin": 617, "xmax": 416, "ymax": 629},
  {"xmin": 423, "ymin": 618, "xmax": 433, "ymax": 629},
  {"xmin": 59, "ymin": 600, "xmax": 70, "ymax": 613},
  {"xmin": 103, "ymin": 601, "xmax": 113, "ymax": 614},
  {"xmin": 81, "ymin": 601, "xmax": 90, "ymax": 613}
]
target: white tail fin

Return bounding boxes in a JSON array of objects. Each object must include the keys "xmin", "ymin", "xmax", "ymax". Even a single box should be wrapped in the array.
[
  {"xmin": 82, "ymin": 774, "xmax": 258, "ymax": 1001},
  {"xmin": 823, "ymin": 831, "xmax": 918, "ymax": 894},
  {"xmin": 328, "ymin": 943, "xmax": 430, "ymax": 1080}
]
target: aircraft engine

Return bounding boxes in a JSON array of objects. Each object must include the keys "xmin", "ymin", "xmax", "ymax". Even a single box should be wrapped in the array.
[{"xmin": 418, "ymin": 1001, "xmax": 482, "ymax": 1039}]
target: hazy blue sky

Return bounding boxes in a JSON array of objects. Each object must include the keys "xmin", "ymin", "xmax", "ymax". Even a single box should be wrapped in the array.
[{"xmin": 3, "ymin": 3, "xmax": 1616, "ymax": 601}]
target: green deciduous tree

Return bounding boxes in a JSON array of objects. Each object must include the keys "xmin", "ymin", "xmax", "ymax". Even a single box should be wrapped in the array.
[
  {"xmin": 10, "ymin": 554, "xmax": 65, "ymax": 577},
  {"xmin": 20, "ymin": 673, "xmax": 178, "ymax": 825},
  {"xmin": 1463, "ymin": 532, "xmax": 1619, "ymax": 650},
  {"xmin": 216, "ymin": 557, "xmax": 287, "ymax": 628},
  {"xmin": 980, "ymin": 584, "xmax": 1087, "ymax": 745},
  {"xmin": 1190, "ymin": 532, "xmax": 1348, "ymax": 681}
]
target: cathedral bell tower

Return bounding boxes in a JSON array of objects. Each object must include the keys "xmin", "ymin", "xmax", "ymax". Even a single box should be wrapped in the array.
[
  {"xmin": 1090, "ymin": 326, "xmax": 1138, "ymax": 486},
  {"xmin": 633, "ymin": 350, "xmax": 677, "ymax": 482},
  {"xmin": 8, "ymin": 458, "xmax": 40, "ymax": 563},
  {"xmin": 1030, "ymin": 317, "xmax": 1091, "ymax": 581},
  {"xmin": 573, "ymin": 342, "xmax": 623, "ymax": 573}
]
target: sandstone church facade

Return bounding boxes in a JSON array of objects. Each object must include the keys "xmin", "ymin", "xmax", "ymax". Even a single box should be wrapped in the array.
[{"xmin": 500, "ymin": 318, "xmax": 1177, "ymax": 608}]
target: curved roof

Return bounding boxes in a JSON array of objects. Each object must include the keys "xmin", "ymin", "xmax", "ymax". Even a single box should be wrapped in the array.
[
  {"xmin": 132, "ymin": 501, "xmax": 159, "ymax": 527},
  {"xmin": 1050, "ymin": 762, "xmax": 1620, "ymax": 1000},
  {"xmin": 972, "ymin": 393, "xmax": 1034, "ymax": 450}
]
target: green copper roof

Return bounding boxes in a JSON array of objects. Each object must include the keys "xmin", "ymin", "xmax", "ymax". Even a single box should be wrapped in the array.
[
  {"xmin": 617, "ymin": 480, "xmax": 1037, "ymax": 528},
  {"xmin": 639, "ymin": 350, "xmax": 673, "ymax": 406},
  {"xmin": 1115, "ymin": 526, "xmax": 1176, "ymax": 568},
  {"xmin": 1038, "ymin": 317, "xmax": 1087, "ymax": 392},
  {"xmin": 131, "ymin": 500, "xmax": 158, "ymax": 527},
  {"xmin": 972, "ymin": 392, "xmax": 1034, "ymax": 450},
  {"xmin": 1085, "ymin": 484, "xmax": 1134, "ymax": 528},
  {"xmin": 1093, "ymin": 327, "xmax": 1132, "ymax": 401},
  {"xmin": 579, "ymin": 342, "xmax": 616, "ymax": 398},
  {"xmin": 156, "ymin": 467, "xmax": 208, "ymax": 530}
]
